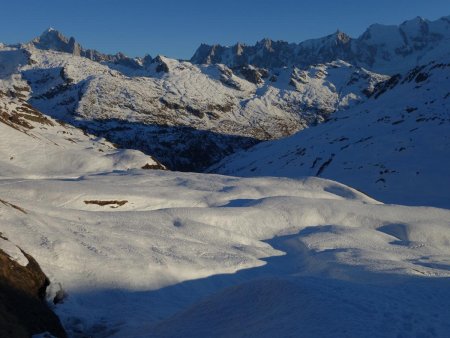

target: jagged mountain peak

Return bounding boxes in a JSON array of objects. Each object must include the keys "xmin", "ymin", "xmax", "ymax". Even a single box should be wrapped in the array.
[
  {"xmin": 38, "ymin": 27, "xmax": 65, "ymax": 38},
  {"xmin": 301, "ymin": 30, "xmax": 352, "ymax": 49},
  {"xmin": 255, "ymin": 38, "xmax": 273, "ymax": 48},
  {"xmin": 28, "ymin": 28, "xmax": 149, "ymax": 71},
  {"xmin": 334, "ymin": 30, "xmax": 351, "ymax": 42},
  {"xmin": 33, "ymin": 27, "xmax": 75, "ymax": 45},
  {"xmin": 150, "ymin": 54, "xmax": 171, "ymax": 72},
  {"xmin": 41, "ymin": 27, "xmax": 59, "ymax": 36},
  {"xmin": 31, "ymin": 28, "xmax": 81, "ymax": 55}
]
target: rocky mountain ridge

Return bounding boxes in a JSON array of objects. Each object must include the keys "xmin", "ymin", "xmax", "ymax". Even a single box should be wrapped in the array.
[
  {"xmin": 191, "ymin": 16, "xmax": 450, "ymax": 74},
  {"xmin": 29, "ymin": 28, "xmax": 148, "ymax": 70}
]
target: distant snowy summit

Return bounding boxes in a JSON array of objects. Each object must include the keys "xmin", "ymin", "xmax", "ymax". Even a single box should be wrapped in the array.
[
  {"xmin": 29, "ymin": 27, "xmax": 153, "ymax": 70},
  {"xmin": 191, "ymin": 16, "xmax": 450, "ymax": 74}
]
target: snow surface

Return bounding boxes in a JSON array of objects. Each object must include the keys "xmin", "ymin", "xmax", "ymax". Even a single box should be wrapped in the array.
[
  {"xmin": 0, "ymin": 237, "xmax": 29, "ymax": 266},
  {"xmin": 1, "ymin": 166, "xmax": 450, "ymax": 337}
]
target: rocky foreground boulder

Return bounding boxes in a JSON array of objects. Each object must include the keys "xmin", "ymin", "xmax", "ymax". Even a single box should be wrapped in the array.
[{"xmin": 0, "ymin": 234, "xmax": 66, "ymax": 338}]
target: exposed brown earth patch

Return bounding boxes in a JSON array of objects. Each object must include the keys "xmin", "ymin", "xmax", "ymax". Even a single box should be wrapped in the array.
[
  {"xmin": 141, "ymin": 162, "xmax": 166, "ymax": 170},
  {"xmin": 84, "ymin": 200, "xmax": 128, "ymax": 208},
  {"xmin": 0, "ymin": 93, "xmax": 55, "ymax": 133}
]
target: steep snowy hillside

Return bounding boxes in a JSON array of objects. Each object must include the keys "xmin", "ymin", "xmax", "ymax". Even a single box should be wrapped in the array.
[
  {"xmin": 212, "ymin": 60, "xmax": 450, "ymax": 208},
  {"xmin": 0, "ymin": 39, "xmax": 385, "ymax": 170},
  {"xmin": 0, "ymin": 90, "xmax": 162, "ymax": 177},
  {"xmin": 1, "ymin": 171, "xmax": 449, "ymax": 337},
  {"xmin": 192, "ymin": 15, "xmax": 450, "ymax": 74}
]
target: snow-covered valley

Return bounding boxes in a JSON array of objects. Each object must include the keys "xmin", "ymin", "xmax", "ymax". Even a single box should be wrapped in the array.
[{"xmin": 0, "ymin": 13, "xmax": 450, "ymax": 338}]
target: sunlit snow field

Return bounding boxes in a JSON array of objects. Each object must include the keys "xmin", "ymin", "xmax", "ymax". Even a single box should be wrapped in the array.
[{"xmin": 1, "ymin": 169, "xmax": 449, "ymax": 337}]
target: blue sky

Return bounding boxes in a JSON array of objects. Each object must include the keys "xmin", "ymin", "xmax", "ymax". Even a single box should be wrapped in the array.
[{"xmin": 1, "ymin": 0, "xmax": 449, "ymax": 59}]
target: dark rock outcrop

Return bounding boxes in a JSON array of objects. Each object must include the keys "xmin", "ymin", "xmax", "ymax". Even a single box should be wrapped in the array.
[
  {"xmin": 239, "ymin": 66, "xmax": 264, "ymax": 84},
  {"xmin": 0, "ymin": 234, "xmax": 67, "ymax": 338},
  {"xmin": 153, "ymin": 55, "xmax": 170, "ymax": 73}
]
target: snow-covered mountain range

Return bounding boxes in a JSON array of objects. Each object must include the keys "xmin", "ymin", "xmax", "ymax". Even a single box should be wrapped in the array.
[
  {"xmin": 1, "ymin": 15, "xmax": 449, "ymax": 173},
  {"xmin": 0, "ymin": 15, "xmax": 448, "ymax": 203},
  {"xmin": 192, "ymin": 16, "xmax": 450, "ymax": 75},
  {"xmin": 0, "ymin": 29, "xmax": 388, "ymax": 170}
]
